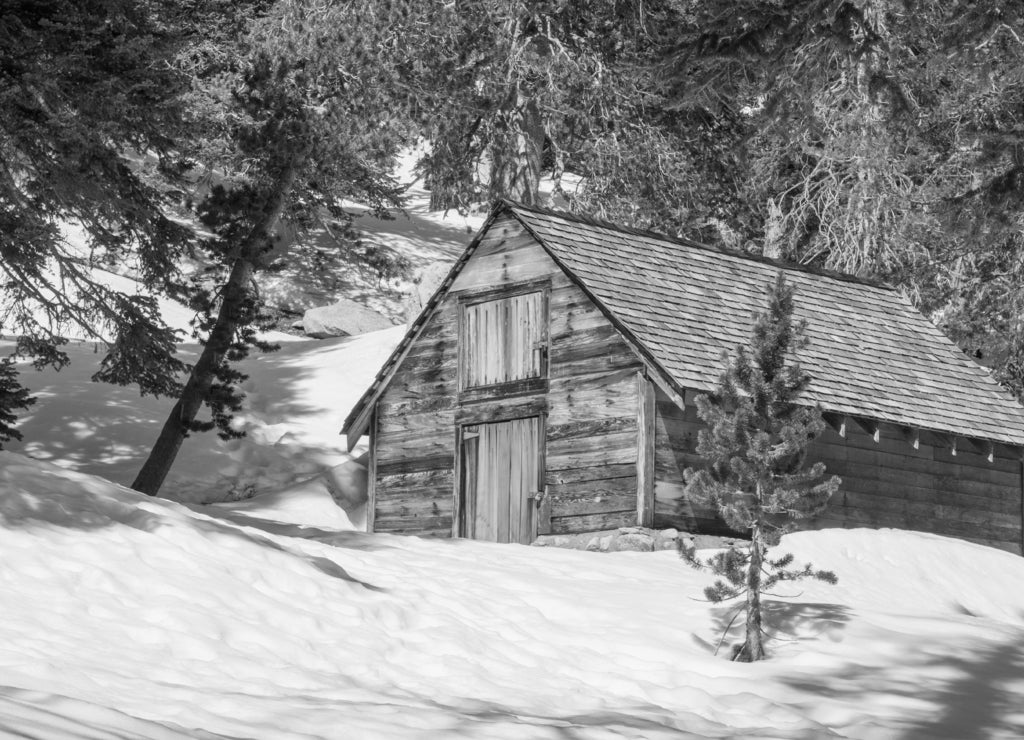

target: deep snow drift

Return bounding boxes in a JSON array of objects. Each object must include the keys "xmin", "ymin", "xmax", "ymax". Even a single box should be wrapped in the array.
[{"xmin": 2, "ymin": 451, "xmax": 1024, "ymax": 739}]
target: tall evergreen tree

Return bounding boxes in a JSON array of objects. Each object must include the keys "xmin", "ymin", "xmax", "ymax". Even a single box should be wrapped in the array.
[
  {"xmin": 131, "ymin": 0, "xmax": 410, "ymax": 495},
  {"xmin": 0, "ymin": 0, "xmax": 197, "ymax": 407},
  {"xmin": 681, "ymin": 272, "xmax": 839, "ymax": 662},
  {"xmin": 402, "ymin": 1, "xmax": 692, "ymax": 211}
]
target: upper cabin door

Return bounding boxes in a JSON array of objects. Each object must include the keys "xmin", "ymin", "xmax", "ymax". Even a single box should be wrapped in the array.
[
  {"xmin": 460, "ymin": 290, "xmax": 546, "ymax": 391},
  {"xmin": 461, "ymin": 416, "xmax": 542, "ymax": 544}
]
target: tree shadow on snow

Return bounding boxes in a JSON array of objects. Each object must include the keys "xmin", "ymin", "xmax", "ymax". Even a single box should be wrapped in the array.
[
  {"xmin": 895, "ymin": 629, "xmax": 1024, "ymax": 739},
  {"xmin": 397, "ymin": 697, "xmax": 839, "ymax": 739},
  {"xmin": 6, "ymin": 336, "xmax": 379, "ymax": 503},
  {"xmin": 708, "ymin": 601, "xmax": 852, "ymax": 656},
  {"xmin": 0, "ymin": 685, "xmax": 241, "ymax": 740},
  {"xmin": 0, "ymin": 471, "xmax": 165, "ymax": 533},
  {"xmin": 0, "ymin": 469, "xmax": 385, "ymax": 592},
  {"xmin": 183, "ymin": 513, "xmax": 387, "ymax": 592},
  {"xmin": 202, "ymin": 507, "xmax": 394, "ymax": 552},
  {"xmin": 779, "ymin": 622, "xmax": 1024, "ymax": 739}
]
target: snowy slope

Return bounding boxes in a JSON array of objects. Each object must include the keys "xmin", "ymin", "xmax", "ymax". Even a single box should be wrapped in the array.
[
  {"xmin": 2, "ymin": 452, "xmax": 1024, "ymax": 739},
  {"xmin": 3, "ymin": 326, "xmax": 404, "ymax": 510}
]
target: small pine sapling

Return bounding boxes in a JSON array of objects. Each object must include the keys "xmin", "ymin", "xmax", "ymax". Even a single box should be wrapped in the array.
[
  {"xmin": 0, "ymin": 358, "xmax": 36, "ymax": 447},
  {"xmin": 680, "ymin": 271, "xmax": 840, "ymax": 662}
]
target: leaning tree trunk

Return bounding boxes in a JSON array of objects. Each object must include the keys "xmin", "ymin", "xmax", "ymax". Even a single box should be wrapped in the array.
[
  {"xmin": 737, "ymin": 519, "xmax": 767, "ymax": 662},
  {"xmin": 131, "ymin": 156, "xmax": 304, "ymax": 496}
]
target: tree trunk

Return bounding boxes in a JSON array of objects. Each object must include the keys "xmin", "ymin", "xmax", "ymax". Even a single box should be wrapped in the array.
[
  {"xmin": 490, "ymin": 89, "xmax": 544, "ymax": 205},
  {"xmin": 737, "ymin": 521, "xmax": 766, "ymax": 662},
  {"xmin": 131, "ymin": 154, "xmax": 305, "ymax": 496}
]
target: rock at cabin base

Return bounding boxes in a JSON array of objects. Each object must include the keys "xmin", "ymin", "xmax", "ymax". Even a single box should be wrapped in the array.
[
  {"xmin": 616, "ymin": 533, "xmax": 656, "ymax": 551},
  {"xmin": 532, "ymin": 527, "xmax": 734, "ymax": 553},
  {"xmin": 302, "ymin": 298, "xmax": 395, "ymax": 338}
]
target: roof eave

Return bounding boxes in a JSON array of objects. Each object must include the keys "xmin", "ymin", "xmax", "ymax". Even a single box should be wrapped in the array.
[{"xmin": 340, "ymin": 202, "xmax": 511, "ymax": 450}]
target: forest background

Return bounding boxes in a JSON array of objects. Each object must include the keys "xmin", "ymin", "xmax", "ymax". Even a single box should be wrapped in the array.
[{"xmin": 3, "ymin": 0, "xmax": 1023, "ymax": 493}]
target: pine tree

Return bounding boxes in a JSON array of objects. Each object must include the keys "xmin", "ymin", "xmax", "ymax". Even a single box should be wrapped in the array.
[
  {"xmin": 131, "ymin": 0, "xmax": 410, "ymax": 495},
  {"xmin": 0, "ymin": 359, "xmax": 35, "ymax": 447},
  {"xmin": 0, "ymin": 0, "xmax": 197, "ymax": 411},
  {"xmin": 681, "ymin": 272, "xmax": 840, "ymax": 662}
]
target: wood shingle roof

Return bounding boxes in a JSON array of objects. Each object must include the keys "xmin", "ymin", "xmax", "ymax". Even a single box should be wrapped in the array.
[{"xmin": 508, "ymin": 202, "xmax": 1024, "ymax": 447}]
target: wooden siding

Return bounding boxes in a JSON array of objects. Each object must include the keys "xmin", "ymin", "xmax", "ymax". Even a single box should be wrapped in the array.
[
  {"xmin": 652, "ymin": 388, "xmax": 1024, "ymax": 554},
  {"xmin": 373, "ymin": 213, "xmax": 644, "ymax": 539},
  {"xmin": 544, "ymin": 284, "xmax": 643, "ymax": 534},
  {"xmin": 651, "ymin": 388, "xmax": 735, "ymax": 536}
]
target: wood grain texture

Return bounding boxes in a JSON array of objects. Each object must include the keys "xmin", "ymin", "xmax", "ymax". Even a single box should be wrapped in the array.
[
  {"xmin": 373, "ymin": 216, "xmax": 644, "ymax": 541},
  {"xmin": 637, "ymin": 374, "xmax": 656, "ymax": 528},
  {"xmin": 652, "ymin": 387, "xmax": 1024, "ymax": 553},
  {"xmin": 550, "ymin": 510, "xmax": 636, "ymax": 534},
  {"xmin": 366, "ymin": 408, "xmax": 377, "ymax": 534}
]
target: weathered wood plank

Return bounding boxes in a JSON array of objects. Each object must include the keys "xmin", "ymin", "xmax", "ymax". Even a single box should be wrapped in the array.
[
  {"xmin": 637, "ymin": 373, "xmax": 656, "ymax": 528},
  {"xmin": 378, "ymin": 467, "xmax": 455, "ymax": 490},
  {"xmin": 550, "ymin": 309, "xmax": 612, "ymax": 339},
  {"xmin": 375, "ymin": 485, "xmax": 454, "ymax": 506},
  {"xmin": 825, "ymin": 500, "xmax": 1021, "ymax": 543},
  {"xmin": 547, "ymin": 430, "xmax": 639, "ymax": 469},
  {"xmin": 378, "ymin": 395, "xmax": 458, "ymax": 419},
  {"xmin": 385, "ymin": 377, "xmax": 458, "ymax": 402},
  {"xmin": 450, "ymin": 244, "xmax": 560, "ymax": 293},
  {"xmin": 832, "ymin": 485, "xmax": 1021, "ymax": 526},
  {"xmin": 547, "ymin": 415, "xmax": 636, "ymax": 442},
  {"xmin": 546, "ymin": 463, "xmax": 636, "ymax": 485},
  {"xmin": 549, "ymin": 510, "xmax": 637, "ymax": 534},
  {"xmin": 374, "ymin": 518, "xmax": 454, "ymax": 536},
  {"xmin": 394, "ymin": 352, "xmax": 457, "ymax": 382},
  {"xmin": 546, "ymin": 446, "xmax": 637, "ymax": 471},
  {"xmin": 470, "ymin": 217, "xmax": 537, "ymax": 258},
  {"xmin": 375, "ymin": 454, "xmax": 453, "ymax": 477},
  {"xmin": 549, "ymin": 476, "xmax": 638, "ymax": 498},
  {"xmin": 378, "ymin": 409, "xmax": 456, "ymax": 437},
  {"xmin": 376, "ymin": 433, "xmax": 453, "ymax": 461},
  {"xmin": 550, "ymin": 493, "xmax": 638, "ymax": 518},
  {"xmin": 827, "ymin": 460, "xmax": 1021, "ymax": 501},
  {"xmin": 550, "ymin": 350, "xmax": 641, "ymax": 380},
  {"xmin": 367, "ymin": 408, "xmax": 378, "ymax": 533},
  {"xmin": 547, "ymin": 371, "xmax": 638, "ymax": 424},
  {"xmin": 455, "ymin": 395, "xmax": 549, "ymax": 425}
]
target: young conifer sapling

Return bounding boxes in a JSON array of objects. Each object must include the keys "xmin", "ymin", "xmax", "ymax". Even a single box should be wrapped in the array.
[{"xmin": 680, "ymin": 271, "xmax": 840, "ymax": 662}]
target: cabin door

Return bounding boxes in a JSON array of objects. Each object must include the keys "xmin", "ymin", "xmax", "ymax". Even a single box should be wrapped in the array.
[{"xmin": 461, "ymin": 416, "xmax": 543, "ymax": 544}]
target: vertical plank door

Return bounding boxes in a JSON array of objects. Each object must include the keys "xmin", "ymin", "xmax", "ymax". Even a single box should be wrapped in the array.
[
  {"xmin": 461, "ymin": 416, "xmax": 542, "ymax": 544},
  {"xmin": 462, "ymin": 291, "xmax": 544, "ymax": 388}
]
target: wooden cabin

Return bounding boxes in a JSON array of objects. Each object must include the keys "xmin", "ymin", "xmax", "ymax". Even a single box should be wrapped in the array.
[{"xmin": 343, "ymin": 202, "xmax": 1024, "ymax": 554}]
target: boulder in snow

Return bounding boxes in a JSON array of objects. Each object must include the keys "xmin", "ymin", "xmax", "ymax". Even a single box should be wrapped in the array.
[{"xmin": 302, "ymin": 298, "xmax": 395, "ymax": 338}]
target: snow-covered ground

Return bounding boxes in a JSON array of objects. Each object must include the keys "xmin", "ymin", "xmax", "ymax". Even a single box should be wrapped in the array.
[
  {"xmin": 3, "ymin": 318, "xmax": 1024, "ymax": 739},
  {"xmin": 3, "ymin": 448, "xmax": 1024, "ymax": 739}
]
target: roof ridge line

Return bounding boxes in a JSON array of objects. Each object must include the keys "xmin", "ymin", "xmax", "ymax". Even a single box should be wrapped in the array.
[{"xmin": 500, "ymin": 199, "xmax": 892, "ymax": 291}]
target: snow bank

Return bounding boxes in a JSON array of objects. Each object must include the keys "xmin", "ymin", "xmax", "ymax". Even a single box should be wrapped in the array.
[
  {"xmin": 5, "ymin": 325, "xmax": 404, "ymax": 505},
  {"xmin": 2, "ymin": 451, "xmax": 1024, "ymax": 739}
]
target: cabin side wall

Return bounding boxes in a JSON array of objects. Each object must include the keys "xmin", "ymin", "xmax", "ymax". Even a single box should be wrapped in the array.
[
  {"xmin": 372, "ymin": 213, "xmax": 644, "ymax": 538},
  {"xmin": 807, "ymin": 424, "xmax": 1022, "ymax": 554},
  {"xmin": 651, "ymin": 388, "xmax": 735, "ymax": 535},
  {"xmin": 653, "ymin": 388, "xmax": 1024, "ymax": 554}
]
